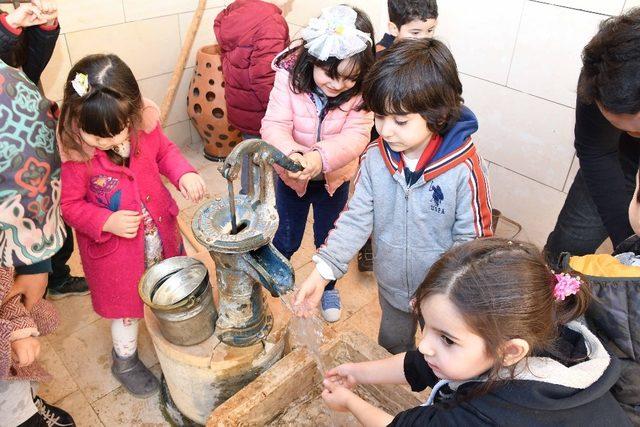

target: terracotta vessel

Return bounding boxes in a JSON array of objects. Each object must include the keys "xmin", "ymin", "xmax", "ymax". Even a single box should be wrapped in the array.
[{"xmin": 187, "ymin": 44, "xmax": 242, "ymax": 161}]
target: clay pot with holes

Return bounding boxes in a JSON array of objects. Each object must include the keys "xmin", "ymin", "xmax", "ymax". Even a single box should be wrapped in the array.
[{"xmin": 187, "ymin": 44, "xmax": 243, "ymax": 161}]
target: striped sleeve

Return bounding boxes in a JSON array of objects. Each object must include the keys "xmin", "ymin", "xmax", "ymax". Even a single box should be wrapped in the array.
[{"xmin": 453, "ymin": 153, "xmax": 493, "ymax": 242}]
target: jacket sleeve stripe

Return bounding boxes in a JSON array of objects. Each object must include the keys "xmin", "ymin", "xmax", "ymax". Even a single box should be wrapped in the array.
[{"xmin": 464, "ymin": 156, "xmax": 493, "ymax": 237}]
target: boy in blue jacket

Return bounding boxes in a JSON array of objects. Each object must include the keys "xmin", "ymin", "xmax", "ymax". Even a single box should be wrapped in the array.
[{"xmin": 294, "ymin": 38, "xmax": 493, "ymax": 354}]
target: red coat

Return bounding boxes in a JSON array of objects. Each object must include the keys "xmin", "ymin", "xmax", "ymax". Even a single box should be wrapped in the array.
[
  {"xmin": 214, "ymin": 0, "xmax": 289, "ymax": 134},
  {"xmin": 60, "ymin": 125, "xmax": 195, "ymax": 318}
]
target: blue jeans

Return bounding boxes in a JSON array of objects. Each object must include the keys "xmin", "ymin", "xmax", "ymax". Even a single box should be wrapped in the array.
[{"xmin": 273, "ymin": 178, "xmax": 350, "ymax": 291}]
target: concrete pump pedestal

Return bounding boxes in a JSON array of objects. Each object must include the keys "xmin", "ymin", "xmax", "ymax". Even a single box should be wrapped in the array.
[{"xmin": 144, "ymin": 250, "xmax": 291, "ymax": 425}]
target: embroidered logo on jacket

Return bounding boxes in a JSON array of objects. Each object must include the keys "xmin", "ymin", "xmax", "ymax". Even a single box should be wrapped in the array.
[
  {"xmin": 89, "ymin": 175, "xmax": 121, "ymax": 211},
  {"xmin": 429, "ymin": 182, "xmax": 445, "ymax": 214}
]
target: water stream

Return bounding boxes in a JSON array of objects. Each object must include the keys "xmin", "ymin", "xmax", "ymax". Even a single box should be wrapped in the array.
[{"xmin": 279, "ymin": 293, "xmax": 352, "ymax": 426}]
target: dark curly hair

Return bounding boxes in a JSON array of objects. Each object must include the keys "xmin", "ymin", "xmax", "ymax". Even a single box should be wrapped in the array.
[
  {"xmin": 388, "ymin": 0, "xmax": 438, "ymax": 28},
  {"xmin": 362, "ymin": 38, "xmax": 462, "ymax": 134},
  {"xmin": 577, "ymin": 7, "xmax": 640, "ymax": 114}
]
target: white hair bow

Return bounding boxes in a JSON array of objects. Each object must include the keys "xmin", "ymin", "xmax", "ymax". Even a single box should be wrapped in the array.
[{"xmin": 300, "ymin": 5, "xmax": 372, "ymax": 61}]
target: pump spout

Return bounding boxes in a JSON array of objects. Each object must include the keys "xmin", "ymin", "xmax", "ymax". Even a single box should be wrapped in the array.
[{"xmin": 246, "ymin": 243, "xmax": 295, "ymax": 298}]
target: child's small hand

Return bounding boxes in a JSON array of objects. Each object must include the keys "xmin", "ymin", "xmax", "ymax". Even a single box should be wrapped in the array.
[
  {"xmin": 286, "ymin": 152, "xmax": 307, "ymax": 180},
  {"xmin": 298, "ymin": 150, "xmax": 323, "ymax": 180},
  {"xmin": 4, "ymin": 3, "xmax": 45, "ymax": 28},
  {"xmin": 11, "ymin": 336, "xmax": 41, "ymax": 368},
  {"xmin": 293, "ymin": 268, "xmax": 328, "ymax": 317},
  {"xmin": 31, "ymin": 0, "xmax": 58, "ymax": 26},
  {"xmin": 178, "ymin": 172, "xmax": 206, "ymax": 203},
  {"xmin": 321, "ymin": 378, "xmax": 356, "ymax": 412},
  {"xmin": 103, "ymin": 210, "xmax": 142, "ymax": 238},
  {"xmin": 325, "ymin": 363, "xmax": 358, "ymax": 389}
]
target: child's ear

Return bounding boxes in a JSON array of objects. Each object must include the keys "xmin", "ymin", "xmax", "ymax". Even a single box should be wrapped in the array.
[
  {"xmin": 388, "ymin": 22, "xmax": 400, "ymax": 37},
  {"xmin": 501, "ymin": 339, "xmax": 530, "ymax": 367}
]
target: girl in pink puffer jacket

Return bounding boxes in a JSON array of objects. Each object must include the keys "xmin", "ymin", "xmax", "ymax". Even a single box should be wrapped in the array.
[{"xmin": 260, "ymin": 5, "xmax": 375, "ymax": 322}]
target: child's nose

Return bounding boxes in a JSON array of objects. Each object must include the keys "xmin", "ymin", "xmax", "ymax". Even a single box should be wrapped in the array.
[{"xmin": 418, "ymin": 336, "xmax": 435, "ymax": 357}]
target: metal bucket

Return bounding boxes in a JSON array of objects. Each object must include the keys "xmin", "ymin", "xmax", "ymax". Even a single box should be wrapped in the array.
[{"xmin": 139, "ymin": 257, "xmax": 217, "ymax": 346}]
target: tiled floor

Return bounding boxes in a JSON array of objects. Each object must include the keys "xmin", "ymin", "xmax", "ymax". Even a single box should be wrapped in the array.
[{"xmin": 38, "ymin": 145, "xmax": 530, "ymax": 426}]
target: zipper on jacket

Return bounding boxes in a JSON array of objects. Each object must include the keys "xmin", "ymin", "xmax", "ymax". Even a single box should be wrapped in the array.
[{"xmin": 405, "ymin": 187, "xmax": 410, "ymax": 298}]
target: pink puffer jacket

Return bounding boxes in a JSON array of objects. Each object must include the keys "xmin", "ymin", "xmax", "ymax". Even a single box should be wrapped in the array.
[{"xmin": 260, "ymin": 64, "xmax": 374, "ymax": 196}]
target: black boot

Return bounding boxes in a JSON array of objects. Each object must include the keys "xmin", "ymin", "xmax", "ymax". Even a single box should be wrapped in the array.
[
  {"xmin": 47, "ymin": 276, "xmax": 89, "ymax": 300},
  {"xmin": 19, "ymin": 396, "xmax": 75, "ymax": 426},
  {"xmin": 111, "ymin": 349, "xmax": 159, "ymax": 397}
]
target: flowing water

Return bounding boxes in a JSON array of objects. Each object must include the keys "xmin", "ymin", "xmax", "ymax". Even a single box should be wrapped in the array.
[{"xmin": 279, "ymin": 293, "xmax": 352, "ymax": 426}]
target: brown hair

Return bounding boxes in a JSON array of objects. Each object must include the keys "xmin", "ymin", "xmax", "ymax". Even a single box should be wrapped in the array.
[
  {"xmin": 414, "ymin": 238, "xmax": 591, "ymax": 393},
  {"xmin": 362, "ymin": 38, "xmax": 463, "ymax": 134},
  {"xmin": 58, "ymin": 54, "xmax": 143, "ymax": 162},
  {"xmin": 278, "ymin": 6, "xmax": 375, "ymax": 112}
]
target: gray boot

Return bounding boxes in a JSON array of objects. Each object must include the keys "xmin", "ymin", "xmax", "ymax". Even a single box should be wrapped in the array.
[{"xmin": 111, "ymin": 349, "xmax": 159, "ymax": 397}]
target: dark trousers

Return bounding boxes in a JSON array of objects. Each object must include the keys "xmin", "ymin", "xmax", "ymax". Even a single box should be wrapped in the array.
[
  {"xmin": 273, "ymin": 178, "xmax": 350, "ymax": 291},
  {"xmin": 544, "ymin": 169, "xmax": 634, "ymax": 270},
  {"xmin": 49, "ymin": 222, "xmax": 74, "ymax": 286}
]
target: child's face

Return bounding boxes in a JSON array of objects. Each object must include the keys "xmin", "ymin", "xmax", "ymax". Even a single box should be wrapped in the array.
[
  {"xmin": 313, "ymin": 59, "xmax": 358, "ymax": 98},
  {"xmin": 390, "ymin": 18, "xmax": 437, "ymax": 40},
  {"xmin": 417, "ymin": 294, "xmax": 495, "ymax": 381},
  {"xmin": 79, "ymin": 127, "xmax": 129, "ymax": 151},
  {"xmin": 375, "ymin": 113, "xmax": 433, "ymax": 158}
]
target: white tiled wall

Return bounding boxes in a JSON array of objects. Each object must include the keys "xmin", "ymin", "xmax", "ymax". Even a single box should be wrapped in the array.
[{"xmin": 33, "ymin": 0, "xmax": 635, "ymax": 247}]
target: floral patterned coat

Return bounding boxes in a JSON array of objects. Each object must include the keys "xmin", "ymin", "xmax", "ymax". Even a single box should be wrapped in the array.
[{"xmin": 0, "ymin": 61, "xmax": 66, "ymax": 268}]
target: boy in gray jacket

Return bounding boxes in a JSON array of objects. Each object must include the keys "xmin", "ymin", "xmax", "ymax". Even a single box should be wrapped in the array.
[{"xmin": 294, "ymin": 39, "xmax": 493, "ymax": 354}]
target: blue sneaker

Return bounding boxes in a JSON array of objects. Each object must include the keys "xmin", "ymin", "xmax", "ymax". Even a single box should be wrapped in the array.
[{"xmin": 321, "ymin": 289, "xmax": 341, "ymax": 322}]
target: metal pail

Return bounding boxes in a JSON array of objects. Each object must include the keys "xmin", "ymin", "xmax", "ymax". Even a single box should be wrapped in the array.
[{"xmin": 139, "ymin": 257, "xmax": 217, "ymax": 346}]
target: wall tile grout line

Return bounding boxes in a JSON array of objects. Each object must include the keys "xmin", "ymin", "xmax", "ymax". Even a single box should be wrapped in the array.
[
  {"xmin": 460, "ymin": 71, "xmax": 577, "ymax": 110},
  {"xmin": 490, "ymin": 161, "xmax": 569, "ymax": 194},
  {"xmin": 527, "ymin": 0, "xmax": 614, "ymax": 17},
  {"xmin": 504, "ymin": 0, "xmax": 527, "ymax": 87}
]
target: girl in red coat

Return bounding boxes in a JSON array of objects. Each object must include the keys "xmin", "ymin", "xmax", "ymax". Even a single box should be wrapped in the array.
[{"xmin": 58, "ymin": 54, "xmax": 206, "ymax": 397}]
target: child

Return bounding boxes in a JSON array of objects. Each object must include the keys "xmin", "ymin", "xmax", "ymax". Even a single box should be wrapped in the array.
[
  {"xmin": 321, "ymin": 238, "xmax": 631, "ymax": 426},
  {"xmin": 261, "ymin": 5, "xmax": 375, "ymax": 322},
  {"xmin": 214, "ymin": 0, "xmax": 290, "ymax": 194},
  {"xmin": 359, "ymin": 0, "xmax": 439, "ymax": 272},
  {"xmin": 294, "ymin": 38, "xmax": 493, "ymax": 354},
  {"xmin": 1, "ymin": 267, "xmax": 76, "ymax": 427},
  {"xmin": 377, "ymin": 0, "xmax": 438, "ymax": 52},
  {"xmin": 1, "ymin": 0, "xmax": 91, "ymax": 300},
  {"xmin": 58, "ymin": 54, "xmax": 206, "ymax": 397},
  {"xmin": 0, "ymin": 60, "xmax": 74, "ymax": 427}
]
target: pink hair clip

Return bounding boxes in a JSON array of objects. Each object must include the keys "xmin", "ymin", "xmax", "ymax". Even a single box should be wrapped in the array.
[{"xmin": 553, "ymin": 273, "xmax": 582, "ymax": 301}]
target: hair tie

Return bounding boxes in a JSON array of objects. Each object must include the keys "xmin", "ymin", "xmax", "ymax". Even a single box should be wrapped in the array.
[
  {"xmin": 553, "ymin": 273, "xmax": 581, "ymax": 301},
  {"xmin": 300, "ymin": 5, "xmax": 372, "ymax": 61},
  {"xmin": 71, "ymin": 72, "xmax": 89, "ymax": 97}
]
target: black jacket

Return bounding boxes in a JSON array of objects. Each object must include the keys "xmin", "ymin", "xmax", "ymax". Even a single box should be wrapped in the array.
[
  {"xmin": 574, "ymin": 99, "xmax": 640, "ymax": 247},
  {"xmin": 390, "ymin": 321, "xmax": 631, "ymax": 426},
  {"xmin": 0, "ymin": 13, "xmax": 59, "ymax": 85}
]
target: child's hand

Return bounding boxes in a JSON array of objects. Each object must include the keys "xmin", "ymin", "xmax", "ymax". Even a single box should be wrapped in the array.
[
  {"xmin": 298, "ymin": 150, "xmax": 323, "ymax": 180},
  {"xmin": 3, "ymin": 273, "xmax": 48, "ymax": 310},
  {"xmin": 4, "ymin": 3, "xmax": 46, "ymax": 28},
  {"xmin": 11, "ymin": 336, "xmax": 41, "ymax": 367},
  {"xmin": 102, "ymin": 210, "xmax": 142, "ymax": 238},
  {"xmin": 321, "ymin": 378, "xmax": 356, "ymax": 412},
  {"xmin": 178, "ymin": 172, "xmax": 206, "ymax": 203},
  {"xmin": 325, "ymin": 363, "xmax": 358, "ymax": 389},
  {"xmin": 293, "ymin": 268, "xmax": 329, "ymax": 317},
  {"xmin": 286, "ymin": 152, "xmax": 307, "ymax": 180},
  {"xmin": 31, "ymin": 0, "xmax": 58, "ymax": 26}
]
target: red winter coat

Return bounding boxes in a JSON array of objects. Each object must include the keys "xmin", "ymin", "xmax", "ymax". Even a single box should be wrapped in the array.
[
  {"xmin": 60, "ymin": 123, "xmax": 195, "ymax": 319},
  {"xmin": 214, "ymin": 0, "xmax": 289, "ymax": 134}
]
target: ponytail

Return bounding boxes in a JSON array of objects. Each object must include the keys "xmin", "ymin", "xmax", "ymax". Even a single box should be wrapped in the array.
[{"xmin": 553, "ymin": 272, "xmax": 592, "ymax": 326}]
